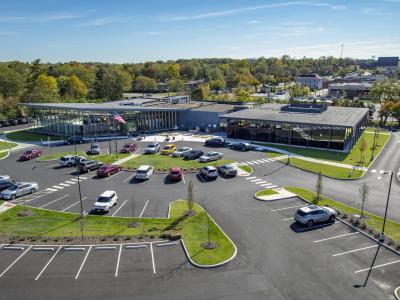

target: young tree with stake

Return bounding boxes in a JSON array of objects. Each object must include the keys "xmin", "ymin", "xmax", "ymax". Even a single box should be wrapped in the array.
[
  {"xmin": 315, "ymin": 171, "xmax": 323, "ymax": 204},
  {"xmin": 359, "ymin": 182, "xmax": 369, "ymax": 219},
  {"xmin": 186, "ymin": 180, "xmax": 194, "ymax": 216}
]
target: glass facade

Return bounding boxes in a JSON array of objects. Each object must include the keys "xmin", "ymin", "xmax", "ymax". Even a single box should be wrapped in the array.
[
  {"xmin": 224, "ymin": 119, "xmax": 355, "ymax": 150},
  {"xmin": 27, "ymin": 108, "xmax": 179, "ymax": 137}
]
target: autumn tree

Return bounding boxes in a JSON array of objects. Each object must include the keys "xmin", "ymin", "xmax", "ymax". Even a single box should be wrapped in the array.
[
  {"xmin": 66, "ymin": 75, "xmax": 88, "ymax": 99},
  {"xmin": 29, "ymin": 74, "xmax": 59, "ymax": 102}
]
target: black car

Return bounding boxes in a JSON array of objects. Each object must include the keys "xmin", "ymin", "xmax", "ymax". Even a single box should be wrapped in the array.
[
  {"xmin": 78, "ymin": 160, "xmax": 103, "ymax": 173},
  {"xmin": 182, "ymin": 149, "xmax": 204, "ymax": 160},
  {"xmin": 230, "ymin": 142, "xmax": 253, "ymax": 151},
  {"xmin": 205, "ymin": 138, "xmax": 225, "ymax": 147},
  {"xmin": 0, "ymin": 181, "xmax": 14, "ymax": 192},
  {"xmin": 64, "ymin": 136, "xmax": 85, "ymax": 145}
]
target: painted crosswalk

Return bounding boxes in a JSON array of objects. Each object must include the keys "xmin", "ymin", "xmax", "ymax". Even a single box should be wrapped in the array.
[
  {"xmin": 239, "ymin": 158, "xmax": 273, "ymax": 166},
  {"xmin": 46, "ymin": 177, "xmax": 88, "ymax": 192},
  {"xmin": 243, "ymin": 175, "xmax": 278, "ymax": 190}
]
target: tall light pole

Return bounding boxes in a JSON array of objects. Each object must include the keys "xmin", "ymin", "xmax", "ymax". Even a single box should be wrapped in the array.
[{"xmin": 73, "ymin": 129, "xmax": 85, "ymax": 218}]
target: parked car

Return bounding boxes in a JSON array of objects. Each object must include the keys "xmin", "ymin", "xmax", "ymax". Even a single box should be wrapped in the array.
[
  {"xmin": 217, "ymin": 164, "xmax": 238, "ymax": 177},
  {"xmin": 0, "ymin": 175, "xmax": 11, "ymax": 183},
  {"xmin": 19, "ymin": 149, "xmax": 43, "ymax": 161},
  {"xmin": 145, "ymin": 143, "xmax": 160, "ymax": 154},
  {"xmin": 205, "ymin": 137, "xmax": 225, "ymax": 147},
  {"xmin": 168, "ymin": 167, "xmax": 183, "ymax": 181},
  {"xmin": 86, "ymin": 143, "xmax": 100, "ymax": 155},
  {"xmin": 0, "ymin": 181, "xmax": 14, "ymax": 192},
  {"xmin": 64, "ymin": 136, "xmax": 85, "ymax": 145},
  {"xmin": 200, "ymin": 166, "xmax": 219, "ymax": 179},
  {"xmin": 93, "ymin": 190, "xmax": 118, "ymax": 213},
  {"xmin": 230, "ymin": 142, "xmax": 253, "ymax": 151},
  {"xmin": 294, "ymin": 205, "xmax": 337, "ymax": 227},
  {"xmin": 172, "ymin": 146, "xmax": 192, "ymax": 157},
  {"xmin": 17, "ymin": 117, "xmax": 28, "ymax": 124},
  {"xmin": 97, "ymin": 164, "xmax": 122, "ymax": 177},
  {"xmin": 9, "ymin": 119, "xmax": 18, "ymax": 126},
  {"xmin": 199, "ymin": 151, "xmax": 223, "ymax": 162},
  {"xmin": 161, "ymin": 144, "xmax": 176, "ymax": 155},
  {"xmin": 59, "ymin": 155, "xmax": 86, "ymax": 167},
  {"xmin": 0, "ymin": 182, "xmax": 39, "ymax": 200},
  {"xmin": 78, "ymin": 160, "xmax": 103, "ymax": 173},
  {"xmin": 135, "ymin": 165, "xmax": 154, "ymax": 180},
  {"xmin": 182, "ymin": 149, "xmax": 204, "ymax": 160},
  {"xmin": 120, "ymin": 143, "xmax": 137, "ymax": 153}
]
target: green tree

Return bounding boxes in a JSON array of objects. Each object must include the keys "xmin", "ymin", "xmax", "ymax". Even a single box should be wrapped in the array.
[
  {"xmin": 29, "ymin": 74, "xmax": 59, "ymax": 102},
  {"xmin": 65, "ymin": 75, "xmax": 88, "ymax": 99},
  {"xmin": 209, "ymin": 79, "xmax": 226, "ymax": 91},
  {"xmin": 167, "ymin": 63, "xmax": 180, "ymax": 79},
  {"xmin": 314, "ymin": 171, "xmax": 323, "ymax": 204},
  {"xmin": 186, "ymin": 180, "xmax": 194, "ymax": 215},
  {"xmin": 191, "ymin": 84, "xmax": 209, "ymax": 100},
  {"xmin": 167, "ymin": 78, "xmax": 185, "ymax": 93},
  {"xmin": 358, "ymin": 137, "xmax": 367, "ymax": 166},
  {"xmin": 133, "ymin": 76, "xmax": 157, "ymax": 93},
  {"xmin": 180, "ymin": 62, "xmax": 197, "ymax": 80},
  {"xmin": 358, "ymin": 182, "xmax": 369, "ymax": 219},
  {"xmin": 0, "ymin": 64, "xmax": 25, "ymax": 98}
]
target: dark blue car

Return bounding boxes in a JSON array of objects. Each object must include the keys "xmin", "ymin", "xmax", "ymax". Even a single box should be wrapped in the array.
[{"xmin": 204, "ymin": 138, "xmax": 225, "ymax": 147}]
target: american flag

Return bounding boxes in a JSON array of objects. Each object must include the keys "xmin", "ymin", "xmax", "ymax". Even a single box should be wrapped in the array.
[{"xmin": 113, "ymin": 112, "xmax": 126, "ymax": 124}]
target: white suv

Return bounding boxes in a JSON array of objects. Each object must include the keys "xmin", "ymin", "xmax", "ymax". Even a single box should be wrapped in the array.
[
  {"xmin": 93, "ymin": 190, "xmax": 118, "ymax": 213},
  {"xmin": 136, "ymin": 165, "xmax": 154, "ymax": 180},
  {"xmin": 294, "ymin": 205, "xmax": 337, "ymax": 227},
  {"xmin": 59, "ymin": 155, "xmax": 86, "ymax": 167},
  {"xmin": 145, "ymin": 143, "xmax": 160, "ymax": 154}
]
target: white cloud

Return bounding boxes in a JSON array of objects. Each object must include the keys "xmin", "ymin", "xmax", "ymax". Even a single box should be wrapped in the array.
[
  {"xmin": 0, "ymin": 14, "xmax": 81, "ymax": 23},
  {"xmin": 77, "ymin": 15, "xmax": 121, "ymax": 27},
  {"xmin": 165, "ymin": 1, "xmax": 347, "ymax": 21},
  {"xmin": 362, "ymin": 7, "xmax": 394, "ymax": 15}
]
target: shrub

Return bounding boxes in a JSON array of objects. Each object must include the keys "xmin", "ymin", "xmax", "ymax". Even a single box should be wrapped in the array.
[{"xmin": 341, "ymin": 213, "xmax": 348, "ymax": 219}]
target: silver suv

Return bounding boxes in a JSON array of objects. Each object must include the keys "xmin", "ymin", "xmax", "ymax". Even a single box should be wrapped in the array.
[{"xmin": 294, "ymin": 205, "xmax": 336, "ymax": 227}]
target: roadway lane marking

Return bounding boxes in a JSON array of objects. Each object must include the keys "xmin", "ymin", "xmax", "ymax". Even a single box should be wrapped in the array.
[
  {"xmin": 52, "ymin": 185, "xmax": 64, "ymax": 190},
  {"xmin": 313, "ymin": 232, "xmax": 359, "ymax": 243},
  {"xmin": 219, "ymin": 177, "xmax": 226, "ymax": 182},
  {"xmin": 379, "ymin": 170, "xmax": 385, "ymax": 174},
  {"xmin": 0, "ymin": 245, "xmax": 32, "ymax": 278},
  {"xmin": 65, "ymin": 181, "xmax": 76, "ymax": 184},
  {"xmin": 105, "ymin": 171, "xmax": 124, "ymax": 181},
  {"xmin": 245, "ymin": 176, "xmax": 257, "ymax": 180},
  {"xmin": 46, "ymin": 188, "xmax": 57, "ymax": 192},
  {"xmin": 182, "ymin": 174, "xmax": 186, "ymax": 184},
  {"xmin": 139, "ymin": 200, "xmax": 149, "ymax": 218},
  {"xmin": 40, "ymin": 194, "xmax": 70, "ymax": 208},
  {"xmin": 35, "ymin": 246, "xmax": 61, "ymax": 280},
  {"xmin": 241, "ymin": 162, "xmax": 248, "ymax": 165},
  {"xmin": 59, "ymin": 183, "xmax": 70, "ymax": 187},
  {"xmin": 271, "ymin": 204, "xmax": 304, "ymax": 212},
  {"xmin": 262, "ymin": 159, "xmax": 271, "ymax": 162},
  {"xmin": 123, "ymin": 173, "xmax": 134, "ymax": 183},
  {"xmin": 115, "ymin": 244, "xmax": 122, "ymax": 277},
  {"xmin": 46, "ymin": 163, "xmax": 59, "ymax": 168},
  {"xmin": 281, "ymin": 217, "xmax": 294, "ymax": 221},
  {"xmin": 377, "ymin": 176, "xmax": 382, "ymax": 180},
  {"xmin": 112, "ymin": 199, "xmax": 128, "ymax": 217},
  {"xmin": 355, "ymin": 260, "xmax": 400, "ymax": 273},
  {"xmin": 332, "ymin": 245, "xmax": 378, "ymax": 257},
  {"xmin": 268, "ymin": 185, "xmax": 278, "ymax": 189},
  {"xmin": 246, "ymin": 162, "xmax": 254, "ymax": 165},
  {"xmin": 70, "ymin": 178, "xmax": 79, "ymax": 182},
  {"xmin": 250, "ymin": 179, "xmax": 262, "ymax": 182},
  {"xmin": 198, "ymin": 174, "xmax": 206, "ymax": 183},
  {"xmin": 255, "ymin": 160, "xmax": 266, "ymax": 163},
  {"xmin": 75, "ymin": 245, "xmax": 92, "ymax": 279},
  {"xmin": 79, "ymin": 176, "xmax": 88, "ymax": 180},
  {"xmin": 260, "ymin": 183, "xmax": 274, "ymax": 187},
  {"xmin": 150, "ymin": 243, "xmax": 156, "ymax": 274},
  {"xmin": 252, "ymin": 161, "xmax": 260, "ymax": 165},
  {"xmin": 255, "ymin": 181, "xmax": 267, "ymax": 184}
]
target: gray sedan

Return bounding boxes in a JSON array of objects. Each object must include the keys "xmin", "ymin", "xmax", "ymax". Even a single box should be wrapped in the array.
[{"xmin": 0, "ymin": 182, "xmax": 39, "ymax": 200}]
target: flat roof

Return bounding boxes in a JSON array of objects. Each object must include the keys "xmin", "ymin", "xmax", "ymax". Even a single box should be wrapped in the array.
[
  {"xmin": 190, "ymin": 103, "xmax": 236, "ymax": 112},
  {"xmin": 220, "ymin": 104, "xmax": 368, "ymax": 127}
]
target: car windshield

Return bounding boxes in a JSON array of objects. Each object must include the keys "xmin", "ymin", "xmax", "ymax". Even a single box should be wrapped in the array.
[
  {"xmin": 24, "ymin": 151, "xmax": 32, "ymax": 155},
  {"xmin": 148, "ymin": 144, "xmax": 156, "ymax": 148},
  {"xmin": 177, "ymin": 148, "xmax": 186, "ymax": 151},
  {"xmin": 60, "ymin": 157, "xmax": 68, "ymax": 161},
  {"xmin": 99, "ymin": 166, "xmax": 108, "ymax": 171},
  {"xmin": 123, "ymin": 145, "xmax": 131, "ymax": 148},
  {"xmin": 97, "ymin": 196, "xmax": 111, "ymax": 203},
  {"xmin": 296, "ymin": 210, "xmax": 308, "ymax": 216},
  {"xmin": 171, "ymin": 171, "xmax": 180, "ymax": 175},
  {"xmin": 7, "ymin": 184, "xmax": 19, "ymax": 191},
  {"xmin": 163, "ymin": 146, "xmax": 171, "ymax": 149},
  {"xmin": 137, "ymin": 170, "xmax": 148, "ymax": 174}
]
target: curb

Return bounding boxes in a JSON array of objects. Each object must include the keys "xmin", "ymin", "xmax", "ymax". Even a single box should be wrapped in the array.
[
  {"xmin": 253, "ymin": 190, "xmax": 295, "ymax": 202},
  {"xmin": 0, "ymin": 150, "xmax": 10, "ymax": 161},
  {"xmin": 394, "ymin": 287, "xmax": 400, "ymax": 300},
  {"xmin": 291, "ymin": 191, "xmax": 400, "ymax": 257},
  {"xmin": 236, "ymin": 164, "xmax": 253, "ymax": 177}
]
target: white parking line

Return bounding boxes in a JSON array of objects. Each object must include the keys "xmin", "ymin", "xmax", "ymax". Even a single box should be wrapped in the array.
[
  {"xmin": 379, "ymin": 170, "xmax": 385, "ymax": 174},
  {"xmin": 251, "ymin": 179, "xmax": 262, "ymax": 182},
  {"xmin": 139, "ymin": 200, "xmax": 149, "ymax": 218},
  {"xmin": 255, "ymin": 160, "xmax": 266, "ymax": 164},
  {"xmin": 75, "ymin": 245, "xmax": 92, "ymax": 279},
  {"xmin": 46, "ymin": 163, "xmax": 59, "ymax": 168},
  {"xmin": 123, "ymin": 173, "xmax": 134, "ymax": 183},
  {"xmin": 46, "ymin": 188, "xmax": 57, "ymax": 192},
  {"xmin": 182, "ymin": 174, "xmax": 186, "ymax": 184},
  {"xmin": 40, "ymin": 194, "xmax": 70, "ymax": 208},
  {"xmin": 150, "ymin": 243, "xmax": 156, "ymax": 274},
  {"xmin": 281, "ymin": 217, "xmax": 294, "ymax": 221},
  {"xmin": 313, "ymin": 232, "xmax": 358, "ymax": 243},
  {"xmin": 246, "ymin": 162, "xmax": 254, "ymax": 165},
  {"xmin": 219, "ymin": 177, "xmax": 226, "ymax": 182},
  {"xmin": 370, "ymin": 169, "xmax": 377, "ymax": 173},
  {"xmin": 268, "ymin": 185, "xmax": 278, "ymax": 189},
  {"xmin": 35, "ymin": 246, "xmax": 61, "ymax": 280},
  {"xmin": 255, "ymin": 181, "xmax": 267, "ymax": 185},
  {"xmin": 241, "ymin": 162, "xmax": 248, "ymax": 166},
  {"xmin": 198, "ymin": 174, "xmax": 206, "ymax": 183},
  {"xmin": 252, "ymin": 161, "xmax": 260, "ymax": 165},
  {"xmin": 0, "ymin": 245, "xmax": 32, "ymax": 278},
  {"xmin": 52, "ymin": 185, "xmax": 64, "ymax": 190},
  {"xmin": 59, "ymin": 183, "xmax": 70, "ymax": 187},
  {"xmin": 17, "ymin": 191, "xmax": 52, "ymax": 203},
  {"xmin": 70, "ymin": 178, "xmax": 79, "ymax": 182},
  {"xmin": 271, "ymin": 204, "xmax": 304, "ymax": 212},
  {"xmin": 61, "ymin": 200, "xmax": 80, "ymax": 212},
  {"xmin": 115, "ymin": 244, "xmax": 122, "ymax": 277},
  {"xmin": 260, "ymin": 183, "xmax": 274, "ymax": 187},
  {"xmin": 65, "ymin": 181, "xmax": 76, "ymax": 184},
  {"xmin": 355, "ymin": 260, "xmax": 400, "ymax": 273},
  {"xmin": 112, "ymin": 199, "xmax": 128, "ymax": 217},
  {"xmin": 245, "ymin": 176, "xmax": 257, "ymax": 180},
  {"xmin": 105, "ymin": 171, "xmax": 124, "ymax": 181},
  {"xmin": 261, "ymin": 159, "xmax": 271, "ymax": 162},
  {"xmin": 332, "ymin": 245, "xmax": 378, "ymax": 257}
]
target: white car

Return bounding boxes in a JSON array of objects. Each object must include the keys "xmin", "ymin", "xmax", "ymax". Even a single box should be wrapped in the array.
[
  {"xmin": 200, "ymin": 166, "xmax": 219, "ymax": 179},
  {"xmin": 136, "ymin": 165, "xmax": 154, "ymax": 180},
  {"xmin": 145, "ymin": 143, "xmax": 160, "ymax": 154},
  {"xmin": 172, "ymin": 147, "xmax": 192, "ymax": 157},
  {"xmin": 93, "ymin": 190, "xmax": 118, "ymax": 213},
  {"xmin": 0, "ymin": 182, "xmax": 39, "ymax": 200},
  {"xmin": 0, "ymin": 175, "xmax": 11, "ymax": 183},
  {"xmin": 59, "ymin": 155, "xmax": 86, "ymax": 167},
  {"xmin": 199, "ymin": 151, "xmax": 223, "ymax": 163}
]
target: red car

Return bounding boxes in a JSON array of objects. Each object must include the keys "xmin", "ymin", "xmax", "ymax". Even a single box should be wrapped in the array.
[
  {"xmin": 168, "ymin": 167, "xmax": 183, "ymax": 181},
  {"xmin": 120, "ymin": 143, "xmax": 137, "ymax": 153},
  {"xmin": 19, "ymin": 149, "xmax": 43, "ymax": 161},
  {"xmin": 97, "ymin": 164, "xmax": 122, "ymax": 177}
]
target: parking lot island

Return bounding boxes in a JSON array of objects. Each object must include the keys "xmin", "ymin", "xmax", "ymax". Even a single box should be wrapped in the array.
[{"xmin": 0, "ymin": 200, "xmax": 236, "ymax": 267}]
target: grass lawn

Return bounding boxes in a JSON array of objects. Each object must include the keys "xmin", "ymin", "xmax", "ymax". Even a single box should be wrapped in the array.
[
  {"xmin": 238, "ymin": 165, "xmax": 253, "ymax": 173},
  {"xmin": 255, "ymin": 129, "xmax": 390, "ymax": 168},
  {"xmin": 282, "ymin": 157, "xmax": 364, "ymax": 179},
  {"xmin": 7, "ymin": 130, "xmax": 65, "ymax": 142},
  {"xmin": 396, "ymin": 287, "xmax": 400, "ymax": 298},
  {"xmin": 122, "ymin": 153, "xmax": 233, "ymax": 170},
  {"xmin": 37, "ymin": 151, "xmax": 130, "ymax": 164},
  {"xmin": 285, "ymin": 187, "xmax": 400, "ymax": 241},
  {"xmin": 0, "ymin": 151, "xmax": 9, "ymax": 160},
  {"xmin": 0, "ymin": 200, "xmax": 235, "ymax": 266},
  {"xmin": 255, "ymin": 189, "xmax": 278, "ymax": 197},
  {"xmin": 0, "ymin": 141, "xmax": 17, "ymax": 151}
]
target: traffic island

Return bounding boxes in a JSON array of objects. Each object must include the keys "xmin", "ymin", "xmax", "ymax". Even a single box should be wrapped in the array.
[
  {"xmin": 254, "ymin": 188, "xmax": 296, "ymax": 201},
  {"xmin": 0, "ymin": 200, "xmax": 236, "ymax": 267},
  {"xmin": 395, "ymin": 286, "xmax": 400, "ymax": 300}
]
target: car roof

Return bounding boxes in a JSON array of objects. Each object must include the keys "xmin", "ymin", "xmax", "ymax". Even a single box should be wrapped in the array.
[
  {"xmin": 170, "ymin": 167, "xmax": 181, "ymax": 171},
  {"xmin": 205, "ymin": 166, "xmax": 217, "ymax": 170},
  {"xmin": 99, "ymin": 190, "xmax": 116, "ymax": 197},
  {"xmin": 299, "ymin": 205, "xmax": 320, "ymax": 213},
  {"xmin": 165, "ymin": 144, "xmax": 175, "ymax": 147},
  {"xmin": 207, "ymin": 151, "xmax": 218, "ymax": 155},
  {"xmin": 138, "ymin": 165, "xmax": 151, "ymax": 170}
]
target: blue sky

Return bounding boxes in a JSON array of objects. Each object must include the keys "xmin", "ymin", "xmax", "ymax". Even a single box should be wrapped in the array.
[{"xmin": 0, "ymin": 0, "xmax": 399, "ymax": 62}]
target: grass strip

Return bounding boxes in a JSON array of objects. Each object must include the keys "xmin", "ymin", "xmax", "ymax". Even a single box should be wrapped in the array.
[
  {"xmin": 255, "ymin": 189, "xmax": 278, "ymax": 197},
  {"xmin": 285, "ymin": 186, "xmax": 400, "ymax": 241},
  {"xmin": 238, "ymin": 165, "xmax": 252, "ymax": 173}
]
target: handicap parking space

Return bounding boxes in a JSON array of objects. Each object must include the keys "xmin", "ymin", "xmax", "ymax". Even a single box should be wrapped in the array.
[{"xmin": 152, "ymin": 241, "xmax": 190, "ymax": 277}]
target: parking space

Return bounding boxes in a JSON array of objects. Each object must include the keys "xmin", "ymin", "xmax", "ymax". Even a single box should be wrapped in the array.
[
  {"xmin": 118, "ymin": 243, "xmax": 154, "ymax": 278},
  {"xmin": 152, "ymin": 242, "xmax": 189, "ymax": 277}
]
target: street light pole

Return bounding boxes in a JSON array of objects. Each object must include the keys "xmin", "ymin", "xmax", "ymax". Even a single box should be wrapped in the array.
[
  {"xmin": 287, "ymin": 125, "xmax": 292, "ymax": 165},
  {"xmin": 73, "ymin": 130, "xmax": 84, "ymax": 218}
]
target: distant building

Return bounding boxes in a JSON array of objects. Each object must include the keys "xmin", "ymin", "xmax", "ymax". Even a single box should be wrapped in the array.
[
  {"xmin": 185, "ymin": 79, "xmax": 205, "ymax": 91},
  {"xmin": 328, "ymin": 82, "xmax": 372, "ymax": 99},
  {"xmin": 296, "ymin": 74, "xmax": 324, "ymax": 90},
  {"xmin": 376, "ymin": 57, "xmax": 399, "ymax": 75}
]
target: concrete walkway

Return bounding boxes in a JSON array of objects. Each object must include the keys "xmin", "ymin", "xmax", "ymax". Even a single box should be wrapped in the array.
[{"xmin": 112, "ymin": 152, "xmax": 142, "ymax": 165}]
